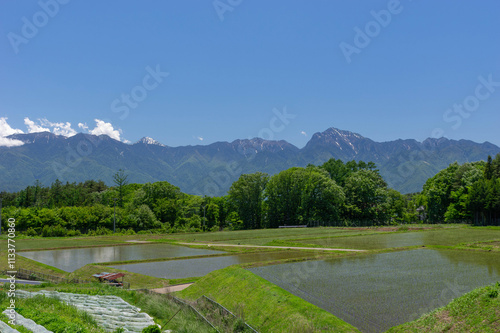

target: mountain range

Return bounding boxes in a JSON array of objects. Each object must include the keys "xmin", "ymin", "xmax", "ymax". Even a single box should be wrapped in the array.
[{"xmin": 1, "ymin": 128, "xmax": 499, "ymax": 195}]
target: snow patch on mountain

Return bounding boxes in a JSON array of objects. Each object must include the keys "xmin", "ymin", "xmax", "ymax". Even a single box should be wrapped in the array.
[{"xmin": 136, "ymin": 137, "xmax": 166, "ymax": 146}]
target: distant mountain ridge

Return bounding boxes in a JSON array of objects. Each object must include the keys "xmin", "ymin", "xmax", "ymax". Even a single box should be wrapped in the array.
[{"xmin": 1, "ymin": 128, "xmax": 499, "ymax": 195}]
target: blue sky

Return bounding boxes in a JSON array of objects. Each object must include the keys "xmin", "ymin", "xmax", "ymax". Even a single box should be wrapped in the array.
[{"xmin": 1, "ymin": 0, "xmax": 499, "ymax": 148}]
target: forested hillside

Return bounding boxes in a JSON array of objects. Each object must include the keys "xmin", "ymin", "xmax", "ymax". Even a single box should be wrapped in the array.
[
  {"xmin": 2, "ymin": 129, "xmax": 499, "ymax": 195},
  {"xmin": 1, "ymin": 154, "xmax": 499, "ymax": 237}
]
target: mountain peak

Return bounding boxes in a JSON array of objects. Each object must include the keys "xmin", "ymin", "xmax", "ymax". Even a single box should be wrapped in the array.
[
  {"xmin": 230, "ymin": 137, "xmax": 299, "ymax": 154},
  {"xmin": 135, "ymin": 137, "xmax": 165, "ymax": 147},
  {"xmin": 7, "ymin": 132, "xmax": 62, "ymax": 144},
  {"xmin": 321, "ymin": 127, "xmax": 365, "ymax": 139},
  {"xmin": 306, "ymin": 127, "xmax": 368, "ymax": 150}
]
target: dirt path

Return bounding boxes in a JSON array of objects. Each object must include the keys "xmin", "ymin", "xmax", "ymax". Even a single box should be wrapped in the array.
[
  {"xmin": 152, "ymin": 283, "xmax": 194, "ymax": 293},
  {"xmin": 178, "ymin": 242, "xmax": 365, "ymax": 252}
]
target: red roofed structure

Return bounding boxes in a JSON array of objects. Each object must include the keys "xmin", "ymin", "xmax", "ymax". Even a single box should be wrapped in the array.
[{"xmin": 92, "ymin": 272, "xmax": 126, "ymax": 286}]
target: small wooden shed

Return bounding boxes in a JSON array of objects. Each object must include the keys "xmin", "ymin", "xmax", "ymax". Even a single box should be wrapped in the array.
[{"xmin": 92, "ymin": 272, "xmax": 125, "ymax": 287}]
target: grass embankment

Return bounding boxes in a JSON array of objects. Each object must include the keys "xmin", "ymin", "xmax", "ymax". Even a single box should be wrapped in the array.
[
  {"xmin": 0, "ymin": 250, "xmax": 169, "ymax": 289},
  {"xmin": 0, "ymin": 224, "xmax": 468, "ymax": 252},
  {"xmin": 0, "ymin": 250, "xmax": 170, "ymax": 289},
  {"xmin": 178, "ymin": 266, "xmax": 360, "ymax": 333},
  {"xmin": 0, "ymin": 235, "xmax": 136, "ymax": 251},
  {"xmin": 97, "ymin": 248, "xmax": 285, "ymax": 266},
  {"xmin": 0, "ymin": 251, "xmax": 67, "ymax": 276},
  {"xmin": 0, "ymin": 284, "xmax": 217, "ymax": 333},
  {"xmin": 70, "ymin": 264, "xmax": 170, "ymax": 289},
  {"xmin": 161, "ymin": 227, "xmax": 386, "ymax": 247},
  {"xmin": 160, "ymin": 224, "xmax": 465, "ymax": 245},
  {"xmin": 387, "ymin": 282, "xmax": 500, "ymax": 332},
  {"xmin": 455, "ymin": 239, "xmax": 500, "ymax": 252},
  {"xmin": 0, "ymin": 291, "xmax": 106, "ymax": 332},
  {"xmin": 289, "ymin": 227, "xmax": 500, "ymax": 250}
]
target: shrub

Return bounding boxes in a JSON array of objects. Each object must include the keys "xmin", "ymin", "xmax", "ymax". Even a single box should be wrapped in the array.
[
  {"xmin": 54, "ymin": 224, "xmax": 68, "ymax": 237},
  {"xmin": 41, "ymin": 225, "xmax": 51, "ymax": 237},
  {"xmin": 124, "ymin": 228, "xmax": 136, "ymax": 235},
  {"xmin": 95, "ymin": 226, "xmax": 113, "ymax": 235},
  {"xmin": 25, "ymin": 227, "xmax": 38, "ymax": 237},
  {"xmin": 233, "ymin": 318, "xmax": 247, "ymax": 332},
  {"xmin": 67, "ymin": 229, "xmax": 82, "ymax": 237},
  {"xmin": 142, "ymin": 325, "xmax": 161, "ymax": 333},
  {"xmin": 41, "ymin": 224, "xmax": 68, "ymax": 237},
  {"xmin": 487, "ymin": 289, "xmax": 498, "ymax": 298},
  {"xmin": 397, "ymin": 225, "xmax": 409, "ymax": 232}
]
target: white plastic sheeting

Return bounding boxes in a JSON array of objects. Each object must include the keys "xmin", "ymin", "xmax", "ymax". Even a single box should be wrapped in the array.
[
  {"xmin": 16, "ymin": 290, "xmax": 157, "ymax": 332},
  {"xmin": 2, "ymin": 310, "xmax": 52, "ymax": 333},
  {"xmin": 0, "ymin": 319, "xmax": 21, "ymax": 333}
]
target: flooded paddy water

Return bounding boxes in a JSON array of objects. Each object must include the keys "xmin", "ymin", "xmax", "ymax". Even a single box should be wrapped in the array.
[
  {"xmin": 296, "ymin": 228, "xmax": 500, "ymax": 250},
  {"xmin": 17, "ymin": 228, "xmax": 500, "ymax": 332},
  {"xmin": 110, "ymin": 251, "xmax": 315, "ymax": 279},
  {"xmin": 19, "ymin": 243, "xmax": 225, "ymax": 272},
  {"xmin": 249, "ymin": 248, "xmax": 500, "ymax": 333}
]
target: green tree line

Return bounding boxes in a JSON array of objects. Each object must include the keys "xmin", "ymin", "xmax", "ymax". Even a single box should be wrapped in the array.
[
  {"xmin": 1, "ymin": 154, "xmax": 498, "ymax": 236},
  {"xmin": 419, "ymin": 153, "xmax": 500, "ymax": 225}
]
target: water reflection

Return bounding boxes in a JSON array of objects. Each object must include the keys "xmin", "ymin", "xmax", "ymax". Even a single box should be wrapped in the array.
[
  {"xmin": 111, "ymin": 251, "xmax": 313, "ymax": 279},
  {"xmin": 434, "ymin": 249, "xmax": 500, "ymax": 276},
  {"xmin": 305, "ymin": 228, "xmax": 500, "ymax": 250},
  {"xmin": 249, "ymin": 249, "xmax": 500, "ymax": 333},
  {"xmin": 19, "ymin": 244, "xmax": 225, "ymax": 272}
]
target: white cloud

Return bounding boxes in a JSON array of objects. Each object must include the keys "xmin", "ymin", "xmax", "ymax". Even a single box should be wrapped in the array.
[
  {"xmin": 0, "ymin": 117, "xmax": 24, "ymax": 147},
  {"xmin": 88, "ymin": 119, "xmax": 123, "ymax": 141},
  {"xmin": 24, "ymin": 117, "xmax": 78, "ymax": 137},
  {"xmin": 0, "ymin": 136, "xmax": 24, "ymax": 147},
  {"xmin": 2, "ymin": 117, "xmax": 128, "ymax": 145},
  {"xmin": 300, "ymin": 131, "xmax": 307, "ymax": 136},
  {"xmin": 24, "ymin": 117, "xmax": 50, "ymax": 133},
  {"xmin": 0, "ymin": 117, "xmax": 24, "ymax": 136},
  {"xmin": 196, "ymin": 136, "xmax": 204, "ymax": 141},
  {"xmin": 78, "ymin": 122, "xmax": 88, "ymax": 131},
  {"xmin": 40, "ymin": 119, "xmax": 77, "ymax": 137}
]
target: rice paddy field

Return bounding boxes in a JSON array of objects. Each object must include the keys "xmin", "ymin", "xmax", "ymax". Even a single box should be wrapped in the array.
[
  {"xmin": 19, "ymin": 243, "xmax": 225, "ymax": 272},
  {"xmin": 156, "ymin": 227, "xmax": 386, "ymax": 245},
  {"xmin": 249, "ymin": 249, "xmax": 500, "ymax": 332},
  {"xmin": 290, "ymin": 227, "xmax": 500, "ymax": 250},
  {"xmin": 2, "ymin": 224, "xmax": 500, "ymax": 332},
  {"xmin": 110, "ymin": 250, "xmax": 318, "ymax": 279}
]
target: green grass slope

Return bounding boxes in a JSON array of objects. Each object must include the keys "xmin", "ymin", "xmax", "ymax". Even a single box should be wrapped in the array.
[
  {"xmin": 0, "ymin": 292, "xmax": 106, "ymax": 333},
  {"xmin": 387, "ymin": 282, "xmax": 500, "ymax": 332},
  {"xmin": 177, "ymin": 266, "xmax": 360, "ymax": 333}
]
